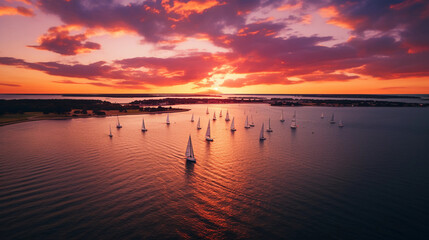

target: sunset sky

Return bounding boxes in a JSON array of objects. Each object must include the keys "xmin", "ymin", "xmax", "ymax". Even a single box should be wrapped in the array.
[{"xmin": 0, "ymin": 0, "xmax": 428, "ymax": 94}]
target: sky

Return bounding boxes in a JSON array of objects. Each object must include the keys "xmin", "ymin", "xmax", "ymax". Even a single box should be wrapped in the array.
[{"xmin": 0, "ymin": 0, "xmax": 428, "ymax": 94}]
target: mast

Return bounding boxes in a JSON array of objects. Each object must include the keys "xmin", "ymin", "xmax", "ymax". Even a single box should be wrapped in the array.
[
  {"xmin": 197, "ymin": 117, "xmax": 201, "ymax": 129},
  {"xmin": 109, "ymin": 125, "xmax": 113, "ymax": 137},
  {"xmin": 291, "ymin": 110, "xmax": 297, "ymax": 129},
  {"xmin": 280, "ymin": 111, "xmax": 285, "ymax": 122},
  {"xmin": 267, "ymin": 118, "xmax": 273, "ymax": 132},
  {"xmin": 330, "ymin": 113, "xmax": 335, "ymax": 124},
  {"xmin": 245, "ymin": 115, "xmax": 250, "ymax": 128},
  {"xmin": 166, "ymin": 114, "xmax": 170, "ymax": 124},
  {"xmin": 191, "ymin": 113, "xmax": 194, "ymax": 122},
  {"xmin": 225, "ymin": 110, "xmax": 230, "ymax": 121},
  {"xmin": 205, "ymin": 120, "xmax": 213, "ymax": 141},
  {"xmin": 321, "ymin": 113, "xmax": 324, "ymax": 119},
  {"xmin": 219, "ymin": 110, "xmax": 222, "ymax": 117},
  {"xmin": 260, "ymin": 123, "xmax": 266, "ymax": 140},
  {"xmin": 250, "ymin": 115, "xmax": 255, "ymax": 127},
  {"xmin": 185, "ymin": 135, "xmax": 195, "ymax": 161},
  {"xmin": 116, "ymin": 115, "xmax": 122, "ymax": 128},
  {"xmin": 231, "ymin": 117, "xmax": 236, "ymax": 131},
  {"xmin": 142, "ymin": 118, "xmax": 147, "ymax": 131},
  {"xmin": 206, "ymin": 107, "xmax": 209, "ymax": 114},
  {"xmin": 213, "ymin": 111, "xmax": 216, "ymax": 120}
]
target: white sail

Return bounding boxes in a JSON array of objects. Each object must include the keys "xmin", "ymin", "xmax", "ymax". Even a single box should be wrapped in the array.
[
  {"xmin": 291, "ymin": 110, "xmax": 297, "ymax": 129},
  {"xmin": 197, "ymin": 117, "xmax": 201, "ymax": 129},
  {"xmin": 191, "ymin": 113, "xmax": 194, "ymax": 122},
  {"xmin": 250, "ymin": 115, "xmax": 255, "ymax": 127},
  {"xmin": 206, "ymin": 107, "xmax": 209, "ymax": 114},
  {"xmin": 142, "ymin": 118, "xmax": 147, "ymax": 131},
  {"xmin": 267, "ymin": 118, "xmax": 273, "ymax": 132},
  {"xmin": 185, "ymin": 135, "xmax": 195, "ymax": 161},
  {"xmin": 205, "ymin": 120, "xmax": 213, "ymax": 141},
  {"xmin": 231, "ymin": 117, "xmax": 236, "ymax": 131},
  {"xmin": 321, "ymin": 113, "xmax": 324, "ymax": 119},
  {"xmin": 225, "ymin": 110, "xmax": 230, "ymax": 121},
  {"xmin": 260, "ymin": 123, "xmax": 266, "ymax": 140},
  {"xmin": 219, "ymin": 110, "xmax": 222, "ymax": 117},
  {"xmin": 213, "ymin": 111, "xmax": 216, "ymax": 120},
  {"xmin": 116, "ymin": 115, "xmax": 122, "ymax": 128},
  {"xmin": 280, "ymin": 111, "xmax": 285, "ymax": 122},
  {"xmin": 166, "ymin": 114, "xmax": 170, "ymax": 124},
  {"xmin": 338, "ymin": 120, "xmax": 344, "ymax": 128},
  {"xmin": 330, "ymin": 113, "xmax": 335, "ymax": 124},
  {"xmin": 245, "ymin": 115, "xmax": 250, "ymax": 128}
]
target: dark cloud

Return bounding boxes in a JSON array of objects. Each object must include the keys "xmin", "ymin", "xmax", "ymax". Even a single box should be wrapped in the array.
[
  {"xmin": 29, "ymin": 26, "xmax": 100, "ymax": 55},
  {"xmin": 0, "ymin": 82, "xmax": 21, "ymax": 87}
]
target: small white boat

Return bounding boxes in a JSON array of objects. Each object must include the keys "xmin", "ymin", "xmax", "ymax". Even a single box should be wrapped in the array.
[
  {"xmin": 197, "ymin": 117, "xmax": 201, "ymax": 129},
  {"xmin": 321, "ymin": 113, "xmax": 324, "ymax": 119},
  {"xmin": 116, "ymin": 115, "xmax": 122, "ymax": 128},
  {"xmin": 205, "ymin": 120, "xmax": 213, "ymax": 141},
  {"xmin": 166, "ymin": 114, "xmax": 170, "ymax": 124},
  {"xmin": 191, "ymin": 113, "xmax": 194, "ymax": 122},
  {"xmin": 109, "ymin": 125, "xmax": 113, "ymax": 137},
  {"xmin": 206, "ymin": 107, "xmax": 209, "ymax": 114},
  {"xmin": 280, "ymin": 110, "xmax": 285, "ymax": 122},
  {"xmin": 225, "ymin": 110, "xmax": 230, "ymax": 121},
  {"xmin": 250, "ymin": 115, "xmax": 255, "ymax": 127},
  {"xmin": 290, "ymin": 110, "xmax": 297, "ymax": 129},
  {"xmin": 213, "ymin": 111, "xmax": 217, "ymax": 120},
  {"xmin": 259, "ymin": 123, "xmax": 266, "ymax": 141},
  {"xmin": 219, "ymin": 110, "xmax": 222, "ymax": 118},
  {"xmin": 330, "ymin": 113, "xmax": 335, "ymax": 124},
  {"xmin": 267, "ymin": 118, "xmax": 273, "ymax": 132},
  {"xmin": 230, "ymin": 117, "xmax": 236, "ymax": 131},
  {"xmin": 185, "ymin": 135, "xmax": 196, "ymax": 162},
  {"xmin": 141, "ymin": 118, "xmax": 147, "ymax": 132},
  {"xmin": 244, "ymin": 115, "xmax": 251, "ymax": 128},
  {"xmin": 338, "ymin": 120, "xmax": 344, "ymax": 128}
]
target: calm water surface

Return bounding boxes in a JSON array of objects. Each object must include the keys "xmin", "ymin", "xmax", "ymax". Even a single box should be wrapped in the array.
[{"xmin": 1, "ymin": 104, "xmax": 428, "ymax": 239}]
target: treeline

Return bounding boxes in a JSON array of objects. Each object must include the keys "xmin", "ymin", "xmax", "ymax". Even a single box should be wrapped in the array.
[
  {"xmin": 130, "ymin": 97, "xmax": 265, "ymax": 105},
  {"xmin": 0, "ymin": 99, "xmax": 124, "ymax": 115},
  {"xmin": 271, "ymin": 99, "xmax": 428, "ymax": 107}
]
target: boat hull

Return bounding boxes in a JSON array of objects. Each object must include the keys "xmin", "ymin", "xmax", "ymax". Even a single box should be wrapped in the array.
[
  {"xmin": 267, "ymin": 129, "xmax": 273, "ymax": 132},
  {"xmin": 231, "ymin": 129, "xmax": 236, "ymax": 132},
  {"xmin": 141, "ymin": 129, "xmax": 148, "ymax": 132},
  {"xmin": 186, "ymin": 157, "xmax": 196, "ymax": 162},
  {"xmin": 205, "ymin": 137, "xmax": 213, "ymax": 141}
]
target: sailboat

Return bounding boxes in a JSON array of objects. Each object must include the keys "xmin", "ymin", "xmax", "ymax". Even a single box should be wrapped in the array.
[
  {"xmin": 290, "ymin": 110, "xmax": 297, "ymax": 129},
  {"xmin": 267, "ymin": 118, "xmax": 273, "ymax": 132},
  {"xmin": 321, "ymin": 113, "xmax": 324, "ymax": 119},
  {"xmin": 205, "ymin": 120, "xmax": 213, "ymax": 141},
  {"xmin": 191, "ymin": 113, "xmax": 194, "ymax": 122},
  {"xmin": 185, "ymin": 135, "xmax": 196, "ymax": 162},
  {"xmin": 330, "ymin": 113, "xmax": 335, "ymax": 124},
  {"xmin": 206, "ymin": 107, "xmax": 209, "ymax": 114},
  {"xmin": 166, "ymin": 114, "xmax": 170, "ymax": 125},
  {"xmin": 197, "ymin": 117, "xmax": 201, "ymax": 129},
  {"xmin": 244, "ymin": 115, "xmax": 250, "ymax": 128},
  {"xmin": 219, "ymin": 110, "xmax": 222, "ymax": 117},
  {"xmin": 259, "ymin": 123, "xmax": 266, "ymax": 141},
  {"xmin": 250, "ymin": 115, "xmax": 255, "ymax": 127},
  {"xmin": 116, "ymin": 115, "xmax": 122, "ymax": 128},
  {"xmin": 225, "ymin": 110, "xmax": 230, "ymax": 121},
  {"xmin": 108, "ymin": 125, "xmax": 113, "ymax": 137},
  {"xmin": 141, "ymin": 118, "xmax": 147, "ymax": 132},
  {"xmin": 280, "ymin": 111, "xmax": 285, "ymax": 122},
  {"xmin": 230, "ymin": 117, "xmax": 236, "ymax": 131},
  {"xmin": 213, "ymin": 111, "xmax": 217, "ymax": 120},
  {"xmin": 338, "ymin": 120, "xmax": 344, "ymax": 128}
]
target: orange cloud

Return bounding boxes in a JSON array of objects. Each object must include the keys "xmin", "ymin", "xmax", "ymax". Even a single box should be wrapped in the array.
[
  {"xmin": 319, "ymin": 5, "xmax": 365, "ymax": 29},
  {"xmin": 277, "ymin": 1, "xmax": 302, "ymax": 11},
  {"xmin": 0, "ymin": 6, "xmax": 34, "ymax": 17},
  {"xmin": 162, "ymin": 0, "xmax": 223, "ymax": 18}
]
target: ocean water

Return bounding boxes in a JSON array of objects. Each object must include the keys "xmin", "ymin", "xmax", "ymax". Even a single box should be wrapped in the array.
[{"xmin": 1, "ymin": 104, "xmax": 428, "ymax": 239}]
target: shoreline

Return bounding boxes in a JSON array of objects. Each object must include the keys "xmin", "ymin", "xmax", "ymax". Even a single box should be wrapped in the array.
[{"xmin": 0, "ymin": 108, "xmax": 189, "ymax": 127}]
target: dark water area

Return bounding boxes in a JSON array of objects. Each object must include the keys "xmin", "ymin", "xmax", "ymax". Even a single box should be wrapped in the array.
[{"xmin": 1, "ymin": 105, "xmax": 428, "ymax": 239}]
